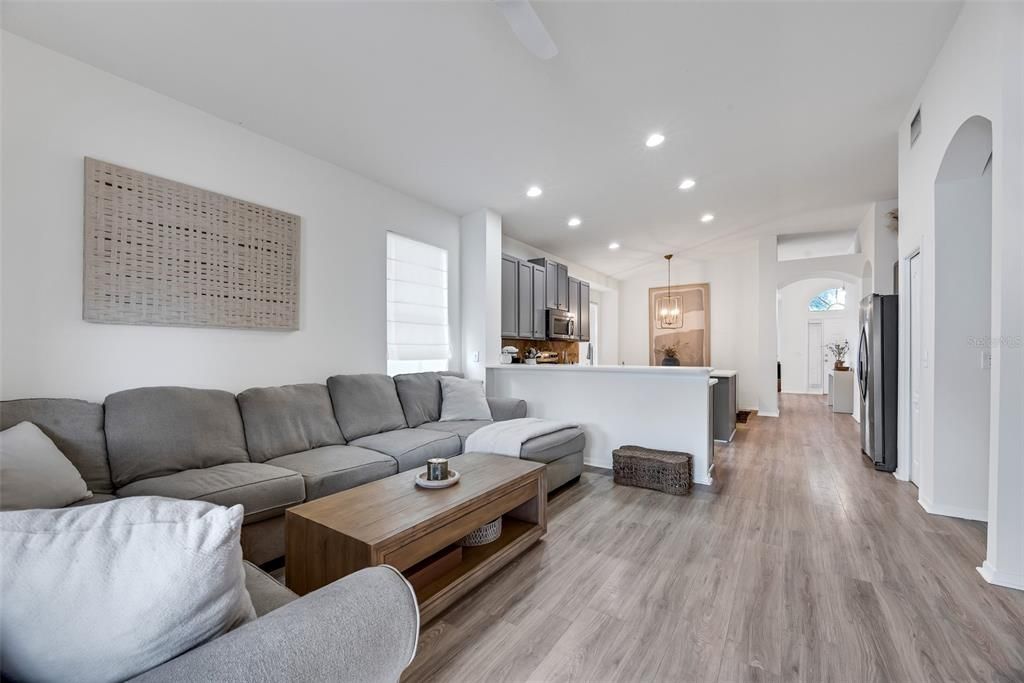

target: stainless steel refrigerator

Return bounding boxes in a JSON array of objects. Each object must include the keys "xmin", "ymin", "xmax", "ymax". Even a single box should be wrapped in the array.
[{"xmin": 858, "ymin": 294, "xmax": 898, "ymax": 472}]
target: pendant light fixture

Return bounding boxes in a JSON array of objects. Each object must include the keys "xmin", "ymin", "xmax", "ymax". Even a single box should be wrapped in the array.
[{"xmin": 659, "ymin": 254, "xmax": 680, "ymax": 327}]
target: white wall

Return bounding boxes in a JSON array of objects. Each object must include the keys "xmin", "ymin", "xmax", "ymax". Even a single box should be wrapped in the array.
[
  {"xmin": 618, "ymin": 247, "xmax": 759, "ymax": 410},
  {"xmin": 501, "ymin": 235, "xmax": 620, "ymax": 365},
  {"xmin": 778, "ymin": 278, "xmax": 859, "ymax": 394},
  {"xmin": 1, "ymin": 33, "xmax": 461, "ymax": 401},
  {"xmin": 460, "ymin": 209, "xmax": 502, "ymax": 381},
  {"xmin": 896, "ymin": 2, "xmax": 1024, "ymax": 589}
]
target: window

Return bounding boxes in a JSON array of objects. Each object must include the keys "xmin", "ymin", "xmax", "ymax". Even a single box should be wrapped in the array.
[
  {"xmin": 808, "ymin": 287, "xmax": 847, "ymax": 312},
  {"xmin": 386, "ymin": 232, "xmax": 450, "ymax": 376}
]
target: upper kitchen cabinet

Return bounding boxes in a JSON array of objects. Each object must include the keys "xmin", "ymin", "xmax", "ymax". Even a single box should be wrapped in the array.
[
  {"xmin": 528, "ymin": 258, "xmax": 569, "ymax": 311},
  {"xmin": 501, "ymin": 254, "xmax": 547, "ymax": 340},
  {"xmin": 500, "ymin": 255, "xmax": 518, "ymax": 338},
  {"xmin": 569, "ymin": 277, "xmax": 585, "ymax": 340},
  {"xmin": 579, "ymin": 281, "xmax": 591, "ymax": 342}
]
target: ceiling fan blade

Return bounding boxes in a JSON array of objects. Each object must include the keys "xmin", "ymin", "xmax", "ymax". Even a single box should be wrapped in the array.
[{"xmin": 493, "ymin": 0, "xmax": 559, "ymax": 60}]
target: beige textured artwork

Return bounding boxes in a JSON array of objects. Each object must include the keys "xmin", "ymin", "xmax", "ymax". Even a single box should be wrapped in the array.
[
  {"xmin": 83, "ymin": 158, "xmax": 300, "ymax": 330},
  {"xmin": 648, "ymin": 283, "xmax": 710, "ymax": 366}
]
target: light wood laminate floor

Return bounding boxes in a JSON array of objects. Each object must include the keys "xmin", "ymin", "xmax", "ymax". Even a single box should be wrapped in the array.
[{"xmin": 403, "ymin": 394, "xmax": 1024, "ymax": 682}]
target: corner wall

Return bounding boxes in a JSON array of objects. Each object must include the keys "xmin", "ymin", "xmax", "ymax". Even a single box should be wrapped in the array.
[
  {"xmin": 1, "ymin": 33, "xmax": 462, "ymax": 400},
  {"xmin": 896, "ymin": 2, "xmax": 1024, "ymax": 588}
]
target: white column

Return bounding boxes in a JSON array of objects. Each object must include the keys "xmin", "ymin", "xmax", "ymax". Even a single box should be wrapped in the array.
[
  {"xmin": 757, "ymin": 236, "xmax": 779, "ymax": 417},
  {"xmin": 459, "ymin": 209, "xmax": 502, "ymax": 381},
  {"xmin": 980, "ymin": 7, "xmax": 1024, "ymax": 590}
]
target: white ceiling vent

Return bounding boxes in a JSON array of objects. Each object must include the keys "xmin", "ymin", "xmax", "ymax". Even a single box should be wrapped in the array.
[{"xmin": 910, "ymin": 108, "xmax": 922, "ymax": 147}]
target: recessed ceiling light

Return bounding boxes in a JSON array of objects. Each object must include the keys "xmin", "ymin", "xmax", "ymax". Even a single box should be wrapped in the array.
[
  {"xmin": 679, "ymin": 178, "xmax": 696, "ymax": 190},
  {"xmin": 526, "ymin": 185, "xmax": 543, "ymax": 198},
  {"xmin": 645, "ymin": 133, "xmax": 665, "ymax": 148},
  {"xmin": 608, "ymin": 241, "xmax": 621, "ymax": 250},
  {"xmin": 567, "ymin": 216, "xmax": 582, "ymax": 228},
  {"xmin": 701, "ymin": 213, "xmax": 715, "ymax": 223}
]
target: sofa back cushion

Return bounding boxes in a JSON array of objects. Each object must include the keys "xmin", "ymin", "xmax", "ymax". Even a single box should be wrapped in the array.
[
  {"xmin": 104, "ymin": 387, "xmax": 249, "ymax": 488},
  {"xmin": 327, "ymin": 374, "xmax": 407, "ymax": 441},
  {"xmin": 393, "ymin": 371, "xmax": 464, "ymax": 428},
  {"xmin": 0, "ymin": 398, "xmax": 114, "ymax": 494},
  {"xmin": 237, "ymin": 384, "xmax": 345, "ymax": 462}
]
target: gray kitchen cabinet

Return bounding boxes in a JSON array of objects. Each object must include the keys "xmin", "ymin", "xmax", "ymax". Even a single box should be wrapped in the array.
[
  {"xmin": 557, "ymin": 263, "xmax": 569, "ymax": 311},
  {"xmin": 501, "ymin": 255, "xmax": 519, "ymax": 338},
  {"xmin": 532, "ymin": 264, "xmax": 546, "ymax": 339},
  {"xmin": 517, "ymin": 261, "xmax": 533, "ymax": 339},
  {"xmin": 568, "ymin": 277, "xmax": 581, "ymax": 340},
  {"xmin": 529, "ymin": 257, "xmax": 569, "ymax": 311},
  {"xmin": 711, "ymin": 371, "xmax": 738, "ymax": 442},
  {"xmin": 579, "ymin": 281, "xmax": 591, "ymax": 342}
]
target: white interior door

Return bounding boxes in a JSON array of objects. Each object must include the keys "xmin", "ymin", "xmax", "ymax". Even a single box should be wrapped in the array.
[
  {"xmin": 807, "ymin": 321, "xmax": 824, "ymax": 393},
  {"xmin": 909, "ymin": 252, "xmax": 923, "ymax": 486}
]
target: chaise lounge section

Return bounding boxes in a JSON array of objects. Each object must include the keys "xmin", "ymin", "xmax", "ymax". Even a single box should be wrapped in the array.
[{"xmin": 0, "ymin": 371, "xmax": 584, "ymax": 564}]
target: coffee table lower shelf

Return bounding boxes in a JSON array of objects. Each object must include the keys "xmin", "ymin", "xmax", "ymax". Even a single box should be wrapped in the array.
[{"xmin": 412, "ymin": 517, "xmax": 542, "ymax": 622}]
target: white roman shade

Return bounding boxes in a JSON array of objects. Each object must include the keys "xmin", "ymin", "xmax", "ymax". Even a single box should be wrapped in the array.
[{"xmin": 386, "ymin": 232, "xmax": 451, "ymax": 375}]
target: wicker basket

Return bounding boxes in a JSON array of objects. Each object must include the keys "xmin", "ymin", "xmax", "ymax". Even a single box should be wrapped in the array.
[
  {"xmin": 460, "ymin": 518, "xmax": 503, "ymax": 546},
  {"xmin": 612, "ymin": 445, "xmax": 693, "ymax": 495}
]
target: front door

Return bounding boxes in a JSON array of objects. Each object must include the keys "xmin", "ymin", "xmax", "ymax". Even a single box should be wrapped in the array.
[{"xmin": 807, "ymin": 320, "xmax": 824, "ymax": 393}]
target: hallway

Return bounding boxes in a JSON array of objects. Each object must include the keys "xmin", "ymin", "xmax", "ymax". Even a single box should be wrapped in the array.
[{"xmin": 405, "ymin": 394, "xmax": 1024, "ymax": 682}]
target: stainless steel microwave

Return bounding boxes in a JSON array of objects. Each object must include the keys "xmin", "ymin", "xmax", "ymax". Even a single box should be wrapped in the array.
[{"xmin": 547, "ymin": 310, "xmax": 576, "ymax": 340}]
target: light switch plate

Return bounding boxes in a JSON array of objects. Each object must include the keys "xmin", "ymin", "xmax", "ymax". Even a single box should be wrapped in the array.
[{"xmin": 472, "ymin": 351, "xmax": 480, "ymax": 362}]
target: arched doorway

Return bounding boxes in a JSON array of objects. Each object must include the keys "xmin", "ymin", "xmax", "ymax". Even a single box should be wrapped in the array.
[{"xmin": 926, "ymin": 115, "xmax": 993, "ymax": 520}]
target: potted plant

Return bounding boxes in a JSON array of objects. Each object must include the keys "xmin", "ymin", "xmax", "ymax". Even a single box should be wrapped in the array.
[
  {"xmin": 827, "ymin": 340, "xmax": 851, "ymax": 370},
  {"xmin": 524, "ymin": 347, "xmax": 540, "ymax": 365},
  {"xmin": 659, "ymin": 344, "xmax": 681, "ymax": 367}
]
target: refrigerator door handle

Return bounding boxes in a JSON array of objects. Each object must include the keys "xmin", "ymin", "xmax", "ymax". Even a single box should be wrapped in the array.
[{"xmin": 858, "ymin": 326, "xmax": 869, "ymax": 401}]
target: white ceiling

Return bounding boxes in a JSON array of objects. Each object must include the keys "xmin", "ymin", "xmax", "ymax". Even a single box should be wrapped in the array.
[{"xmin": 2, "ymin": 0, "xmax": 961, "ymax": 278}]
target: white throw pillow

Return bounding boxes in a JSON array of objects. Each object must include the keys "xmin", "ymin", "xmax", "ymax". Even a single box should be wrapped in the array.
[
  {"xmin": 439, "ymin": 376, "xmax": 493, "ymax": 422},
  {"xmin": 0, "ymin": 497, "xmax": 256, "ymax": 683},
  {"xmin": 0, "ymin": 421, "xmax": 92, "ymax": 510}
]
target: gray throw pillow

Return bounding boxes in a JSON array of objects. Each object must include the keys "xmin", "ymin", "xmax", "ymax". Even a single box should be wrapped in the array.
[
  {"xmin": 439, "ymin": 376, "xmax": 492, "ymax": 422},
  {"xmin": 0, "ymin": 422, "xmax": 92, "ymax": 510}
]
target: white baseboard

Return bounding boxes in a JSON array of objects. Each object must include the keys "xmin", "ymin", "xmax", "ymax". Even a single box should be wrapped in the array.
[
  {"xmin": 978, "ymin": 561, "xmax": 1024, "ymax": 591},
  {"xmin": 757, "ymin": 410, "xmax": 780, "ymax": 418},
  {"xmin": 918, "ymin": 496, "xmax": 988, "ymax": 522}
]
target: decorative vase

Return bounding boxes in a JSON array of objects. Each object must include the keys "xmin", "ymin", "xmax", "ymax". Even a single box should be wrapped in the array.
[
  {"xmin": 661, "ymin": 356, "xmax": 681, "ymax": 367},
  {"xmin": 834, "ymin": 361, "xmax": 848, "ymax": 371},
  {"xmin": 525, "ymin": 358, "xmax": 537, "ymax": 365}
]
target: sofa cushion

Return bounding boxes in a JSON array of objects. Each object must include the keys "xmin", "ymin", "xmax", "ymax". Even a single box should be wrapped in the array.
[
  {"xmin": 242, "ymin": 561, "xmax": 296, "ymax": 617},
  {"xmin": 0, "ymin": 422, "xmax": 93, "ymax": 510},
  {"xmin": 351, "ymin": 429, "xmax": 461, "ymax": 472},
  {"xmin": 393, "ymin": 372, "xmax": 444, "ymax": 428},
  {"xmin": 0, "ymin": 398, "xmax": 113, "ymax": 493},
  {"xmin": 104, "ymin": 387, "xmax": 249, "ymax": 488},
  {"xmin": 327, "ymin": 374, "xmax": 407, "ymax": 441},
  {"xmin": 116, "ymin": 463, "xmax": 305, "ymax": 524},
  {"xmin": 237, "ymin": 384, "xmax": 345, "ymax": 462},
  {"xmin": 418, "ymin": 420, "xmax": 492, "ymax": 448},
  {"xmin": 520, "ymin": 427, "xmax": 587, "ymax": 464},
  {"xmin": 266, "ymin": 445, "xmax": 397, "ymax": 500}
]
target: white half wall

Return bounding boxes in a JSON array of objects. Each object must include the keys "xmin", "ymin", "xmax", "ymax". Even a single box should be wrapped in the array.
[{"xmin": 1, "ymin": 33, "xmax": 461, "ymax": 400}]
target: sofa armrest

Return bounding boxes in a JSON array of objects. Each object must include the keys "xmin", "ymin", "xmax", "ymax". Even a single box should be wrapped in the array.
[
  {"xmin": 487, "ymin": 397, "xmax": 527, "ymax": 421},
  {"xmin": 131, "ymin": 566, "xmax": 419, "ymax": 683}
]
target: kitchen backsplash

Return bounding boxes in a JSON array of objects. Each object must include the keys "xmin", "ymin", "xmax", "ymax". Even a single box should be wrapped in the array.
[{"xmin": 501, "ymin": 338, "xmax": 580, "ymax": 364}]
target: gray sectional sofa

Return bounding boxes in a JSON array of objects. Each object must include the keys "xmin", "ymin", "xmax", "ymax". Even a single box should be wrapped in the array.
[{"xmin": 1, "ymin": 371, "xmax": 584, "ymax": 564}]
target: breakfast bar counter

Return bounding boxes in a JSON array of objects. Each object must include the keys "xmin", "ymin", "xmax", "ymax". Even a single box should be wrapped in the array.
[{"xmin": 486, "ymin": 364, "xmax": 715, "ymax": 484}]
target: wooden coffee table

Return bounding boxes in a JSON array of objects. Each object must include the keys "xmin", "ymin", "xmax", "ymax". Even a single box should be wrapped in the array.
[{"xmin": 285, "ymin": 452, "xmax": 547, "ymax": 623}]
